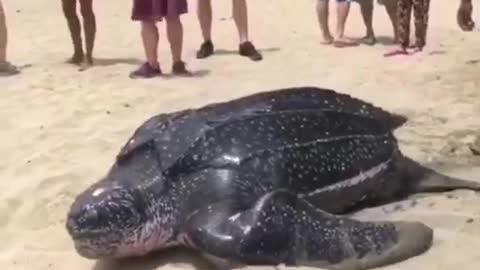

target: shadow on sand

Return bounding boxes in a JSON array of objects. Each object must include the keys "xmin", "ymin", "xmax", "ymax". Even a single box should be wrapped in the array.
[
  {"xmin": 160, "ymin": 69, "xmax": 211, "ymax": 79},
  {"xmin": 355, "ymin": 35, "xmax": 397, "ymax": 46},
  {"xmin": 92, "ymin": 57, "xmax": 143, "ymax": 67},
  {"xmin": 213, "ymin": 47, "xmax": 281, "ymax": 56},
  {"xmin": 93, "ymin": 248, "xmax": 218, "ymax": 270}
]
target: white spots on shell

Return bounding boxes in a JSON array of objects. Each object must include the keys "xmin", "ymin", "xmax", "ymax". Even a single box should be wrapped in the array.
[
  {"xmin": 92, "ymin": 188, "xmax": 105, "ymax": 197},
  {"xmin": 228, "ymin": 213, "xmax": 241, "ymax": 222},
  {"xmin": 221, "ymin": 154, "xmax": 241, "ymax": 165},
  {"xmin": 300, "ymin": 158, "xmax": 392, "ymax": 197}
]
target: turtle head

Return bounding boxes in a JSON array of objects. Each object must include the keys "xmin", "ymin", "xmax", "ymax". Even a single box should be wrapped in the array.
[
  {"xmin": 65, "ymin": 178, "xmax": 153, "ymax": 259},
  {"xmin": 66, "ymin": 134, "xmax": 174, "ymax": 259}
]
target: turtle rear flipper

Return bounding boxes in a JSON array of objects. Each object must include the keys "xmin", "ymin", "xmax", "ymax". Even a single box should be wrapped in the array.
[
  {"xmin": 398, "ymin": 156, "xmax": 480, "ymax": 193},
  {"xmin": 184, "ymin": 190, "xmax": 433, "ymax": 270}
]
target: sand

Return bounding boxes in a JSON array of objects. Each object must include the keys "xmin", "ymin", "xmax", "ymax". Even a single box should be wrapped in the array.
[{"xmin": 1, "ymin": 0, "xmax": 480, "ymax": 269}]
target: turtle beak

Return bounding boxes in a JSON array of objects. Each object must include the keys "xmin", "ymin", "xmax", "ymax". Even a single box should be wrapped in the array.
[{"xmin": 66, "ymin": 206, "xmax": 102, "ymax": 239}]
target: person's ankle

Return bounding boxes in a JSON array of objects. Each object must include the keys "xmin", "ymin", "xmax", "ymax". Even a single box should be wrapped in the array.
[
  {"xmin": 323, "ymin": 33, "xmax": 333, "ymax": 40},
  {"xmin": 239, "ymin": 36, "xmax": 249, "ymax": 44},
  {"xmin": 73, "ymin": 49, "xmax": 84, "ymax": 56},
  {"xmin": 147, "ymin": 61, "xmax": 160, "ymax": 69}
]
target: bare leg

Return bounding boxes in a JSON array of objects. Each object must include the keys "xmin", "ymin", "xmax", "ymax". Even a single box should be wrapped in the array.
[
  {"xmin": 79, "ymin": 0, "xmax": 96, "ymax": 65},
  {"xmin": 166, "ymin": 16, "xmax": 190, "ymax": 75},
  {"xmin": 358, "ymin": 0, "xmax": 376, "ymax": 45},
  {"xmin": 0, "ymin": 0, "xmax": 6, "ymax": 62},
  {"xmin": 62, "ymin": 0, "xmax": 84, "ymax": 64},
  {"xmin": 232, "ymin": 0, "xmax": 248, "ymax": 43},
  {"xmin": 333, "ymin": 0, "xmax": 358, "ymax": 47},
  {"xmin": 233, "ymin": 0, "xmax": 262, "ymax": 61},
  {"xmin": 196, "ymin": 0, "xmax": 214, "ymax": 58},
  {"xmin": 384, "ymin": 0, "xmax": 399, "ymax": 42},
  {"xmin": 141, "ymin": 21, "xmax": 159, "ymax": 68},
  {"xmin": 316, "ymin": 0, "xmax": 334, "ymax": 44},
  {"xmin": 0, "ymin": 0, "xmax": 18, "ymax": 75},
  {"xmin": 129, "ymin": 20, "xmax": 161, "ymax": 79}
]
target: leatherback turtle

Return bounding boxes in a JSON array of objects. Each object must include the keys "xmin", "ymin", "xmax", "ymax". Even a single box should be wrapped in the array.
[{"xmin": 66, "ymin": 86, "xmax": 480, "ymax": 270}]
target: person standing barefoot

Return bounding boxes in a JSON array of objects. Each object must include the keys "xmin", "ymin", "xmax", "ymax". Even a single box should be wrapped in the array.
[
  {"xmin": 457, "ymin": 0, "xmax": 475, "ymax": 31},
  {"xmin": 316, "ymin": 0, "xmax": 358, "ymax": 47},
  {"xmin": 196, "ymin": 0, "xmax": 262, "ymax": 61},
  {"xmin": 356, "ymin": 0, "xmax": 398, "ymax": 45},
  {"xmin": 129, "ymin": 0, "xmax": 190, "ymax": 79},
  {"xmin": 62, "ymin": 0, "xmax": 96, "ymax": 66},
  {"xmin": 0, "ymin": 0, "xmax": 19, "ymax": 76}
]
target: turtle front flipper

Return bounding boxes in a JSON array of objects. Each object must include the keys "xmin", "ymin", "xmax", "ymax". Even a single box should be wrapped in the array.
[{"xmin": 183, "ymin": 190, "xmax": 433, "ymax": 270}]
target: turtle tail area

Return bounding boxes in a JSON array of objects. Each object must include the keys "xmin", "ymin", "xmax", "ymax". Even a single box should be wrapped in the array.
[
  {"xmin": 398, "ymin": 156, "xmax": 480, "ymax": 193},
  {"xmin": 388, "ymin": 113, "xmax": 408, "ymax": 130}
]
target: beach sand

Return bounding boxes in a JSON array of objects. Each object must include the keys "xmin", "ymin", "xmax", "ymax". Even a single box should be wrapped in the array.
[{"xmin": 1, "ymin": 0, "xmax": 480, "ymax": 269}]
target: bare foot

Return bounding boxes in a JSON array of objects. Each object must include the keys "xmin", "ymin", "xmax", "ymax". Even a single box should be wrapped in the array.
[
  {"xmin": 321, "ymin": 35, "xmax": 334, "ymax": 45},
  {"xmin": 77, "ymin": 56, "xmax": 94, "ymax": 72},
  {"xmin": 409, "ymin": 47, "xmax": 423, "ymax": 54},
  {"xmin": 67, "ymin": 53, "xmax": 84, "ymax": 65},
  {"xmin": 333, "ymin": 37, "xmax": 359, "ymax": 48},
  {"xmin": 85, "ymin": 55, "xmax": 94, "ymax": 66}
]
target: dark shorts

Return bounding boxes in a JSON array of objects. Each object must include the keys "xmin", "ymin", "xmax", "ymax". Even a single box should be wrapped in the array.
[{"xmin": 131, "ymin": 0, "xmax": 188, "ymax": 21}]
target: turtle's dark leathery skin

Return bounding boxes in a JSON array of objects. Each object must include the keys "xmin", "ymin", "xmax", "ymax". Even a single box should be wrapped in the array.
[{"xmin": 66, "ymin": 86, "xmax": 479, "ymax": 269}]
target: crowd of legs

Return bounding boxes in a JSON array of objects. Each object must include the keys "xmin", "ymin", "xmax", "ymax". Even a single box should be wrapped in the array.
[{"xmin": 0, "ymin": 0, "xmax": 476, "ymax": 77}]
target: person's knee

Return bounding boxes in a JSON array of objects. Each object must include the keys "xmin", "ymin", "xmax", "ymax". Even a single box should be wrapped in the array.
[
  {"xmin": 166, "ymin": 16, "xmax": 181, "ymax": 26},
  {"xmin": 359, "ymin": 0, "xmax": 374, "ymax": 9},
  {"xmin": 141, "ymin": 21, "xmax": 157, "ymax": 31},
  {"xmin": 232, "ymin": 0, "xmax": 246, "ymax": 5},
  {"xmin": 80, "ymin": 4, "xmax": 94, "ymax": 18},
  {"xmin": 317, "ymin": 0, "xmax": 329, "ymax": 8},
  {"xmin": 62, "ymin": 3, "xmax": 77, "ymax": 18}
]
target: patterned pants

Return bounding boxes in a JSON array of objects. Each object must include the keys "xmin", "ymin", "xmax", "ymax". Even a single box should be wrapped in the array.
[{"xmin": 396, "ymin": 0, "xmax": 431, "ymax": 49}]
